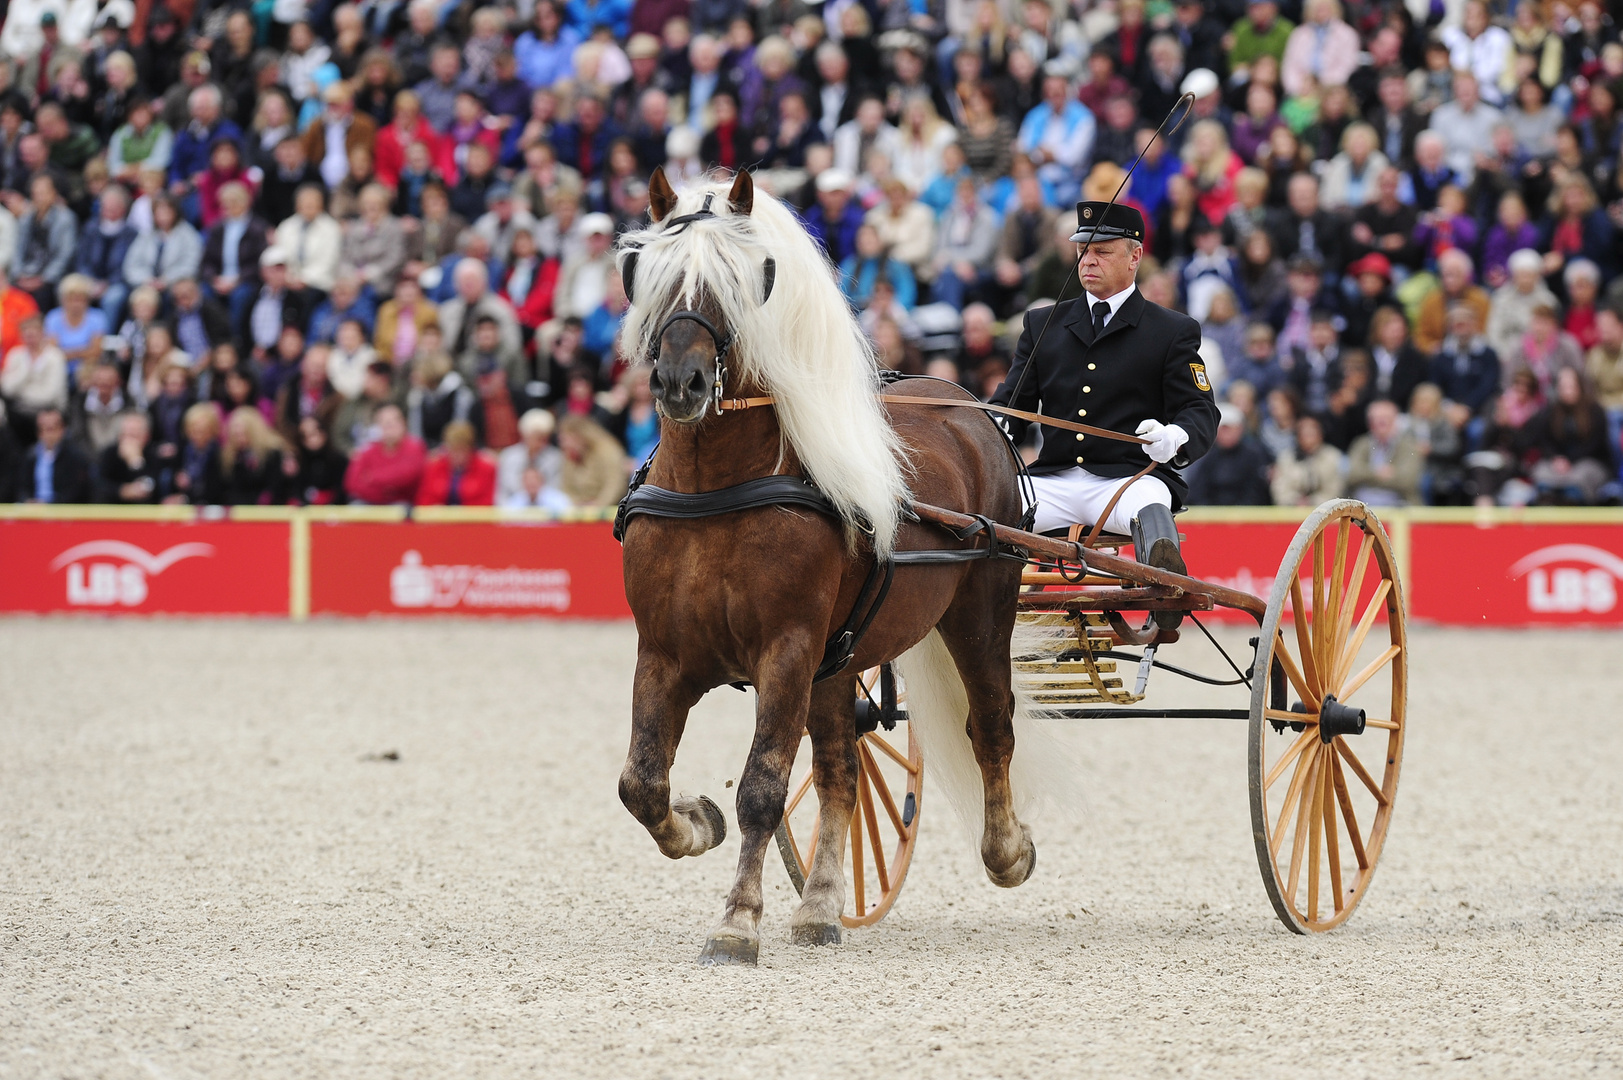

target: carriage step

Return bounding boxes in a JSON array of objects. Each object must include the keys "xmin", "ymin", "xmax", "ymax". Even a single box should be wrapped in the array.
[
  {"xmin": 1025, "ymin": 682, "xmax": 1129, "ymax": 698},
  {"xmin": 1014, "ymin": 660, "xmax": 1117, "ymax": 674}
]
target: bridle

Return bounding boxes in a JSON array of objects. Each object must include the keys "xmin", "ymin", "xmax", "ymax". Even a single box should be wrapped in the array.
[{"xmin": 624, "ymin": 192, "xmax": 777, "ymax": 417}]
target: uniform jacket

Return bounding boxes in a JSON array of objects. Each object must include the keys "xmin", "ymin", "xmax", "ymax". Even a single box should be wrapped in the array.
[{"xmin": 991, "ymin": 287, "xmax": 1219, "ymax": 507}]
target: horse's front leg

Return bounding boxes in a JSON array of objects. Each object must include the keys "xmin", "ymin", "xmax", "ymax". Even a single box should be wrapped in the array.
[
  {"xmin": 788, "ymin": 674, "xmax": 860, "ymax": 946},
  {"xmin": 620, "ymin": 644, "xmax": 726, "ymax": 860},
  {"xmin": 698, "ymin": 639, "xmax": 818, "ymax": 966}
]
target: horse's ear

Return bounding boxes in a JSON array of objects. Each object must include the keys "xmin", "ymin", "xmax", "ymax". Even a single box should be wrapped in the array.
[
  {"xmin": 728, "ymin": 169, "xmax": 755, "ymax": 216},
  {"xmin": 649, "ymin": 167, "xmax": 677, "ymax": 223}
]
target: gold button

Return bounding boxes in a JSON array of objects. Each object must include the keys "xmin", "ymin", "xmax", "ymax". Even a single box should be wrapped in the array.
[
  {"xmin": 1078, "ymin": 409, "xmax": 1087, "ymax": 417},
  {"xmin": 1075, "ymin": 433, "xmax": 1084, "ymax": 441},
  {"xmin": 1088, "ymin": 363, "xmax": 1096, "ymax": 370},
  {"xmin": 1083, "ymin": 386, "xmax": 1091, "ymax": 393},
  {"xmin": 1075, "ymin": 456, "xmax": 1084, "ymax": 463}
]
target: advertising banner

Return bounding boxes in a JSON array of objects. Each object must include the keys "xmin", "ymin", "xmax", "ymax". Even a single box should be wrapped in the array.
[
  {"xmin": 1410, "ymin": 522, "xmax": 1623, "ymax": 626},
  {"xmin": 1172, "ymin": 521, "xmax": 1305, "ymax": 622},
  {"xmin": 0, "ymin": 519, "xmax": 289, "ymax": 615},
  {"xmin": 308, "ymin": 521, "xmax": 629, "ymax": 618}
]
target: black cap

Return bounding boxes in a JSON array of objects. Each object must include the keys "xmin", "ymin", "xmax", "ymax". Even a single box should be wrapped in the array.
[{"xmin": 1070, "ymin": 201, "xmax": 1145, "ymax": 244}]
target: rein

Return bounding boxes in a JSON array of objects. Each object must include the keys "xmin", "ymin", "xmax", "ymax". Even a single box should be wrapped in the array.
[{"xmin": 719, "ymin": 392, "xmax": 1150, "ymax": 446}]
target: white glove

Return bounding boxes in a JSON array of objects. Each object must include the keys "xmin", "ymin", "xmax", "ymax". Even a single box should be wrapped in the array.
[{"xmin": 1135, "ymin": 419, "xmax": 1189, "ymax": 464}]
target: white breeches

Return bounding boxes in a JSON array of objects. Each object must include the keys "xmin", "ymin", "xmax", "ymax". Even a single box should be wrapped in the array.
[{"xmin": 1027, "ymin": 468, "xmax": 1173, "ymax": 536}]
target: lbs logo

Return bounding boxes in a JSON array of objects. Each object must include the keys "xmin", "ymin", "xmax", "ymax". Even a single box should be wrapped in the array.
[
  {"xmin": 49, "ymin": 540, "xmax": 216, "ymax": 607},
  {"xmin": 1509, "ymin": 544, "xmax": 1623, "ymax": 615}
]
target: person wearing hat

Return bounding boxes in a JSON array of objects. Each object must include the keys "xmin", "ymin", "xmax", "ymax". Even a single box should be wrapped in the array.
[
  {"xmin": 1184, "ymin": 402, "xmax": 1275, "ymax": 507},
  {"xmin": 804, "ymin": 168, "xmax": 866, "ymax": 268},
  {"xmin": 243, "ymin": 246, "xmax": 309, "ymax": 362},
  {"xmin": 990, "ymin": 201, "xmax": 1218, "ymax": 624},
  {"xmin": 1341, "ymin": 252, "xmax": 1397, "ymax": 348},
  {"xmin": 553, "ymin": 212, "xmax": 617, "ymax": 322},
  {"xmin": 612, "ymin": 34, "xmax": 674, "ymax": 127}
]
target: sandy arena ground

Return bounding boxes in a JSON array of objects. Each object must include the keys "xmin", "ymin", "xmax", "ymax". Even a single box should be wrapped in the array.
[{"xmin": 1, "ymin": 618, "xmax": 1620, "ymax": 1079}]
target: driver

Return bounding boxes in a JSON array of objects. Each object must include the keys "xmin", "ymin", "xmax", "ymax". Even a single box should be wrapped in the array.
[{"xmin": 991, "ymin": 200, "xmax": 1219, "ymax": 627}]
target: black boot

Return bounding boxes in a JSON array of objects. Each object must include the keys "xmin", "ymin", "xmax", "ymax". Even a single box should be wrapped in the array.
[{"xmin": 1131, "ymin": 503, "xmax": 1185, "ymax": 631}]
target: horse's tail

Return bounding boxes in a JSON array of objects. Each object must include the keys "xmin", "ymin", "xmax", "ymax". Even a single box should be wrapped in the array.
[{"xmin": 892, "ymin": 629, "xmax": 1083, "ymax": 848}]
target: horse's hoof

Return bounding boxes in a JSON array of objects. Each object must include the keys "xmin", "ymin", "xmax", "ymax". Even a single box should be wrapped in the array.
[
  {"xmin": 673, "ymin": 794, "xmax": 727, "ymax": 855},
  {"xmin": 697, "ymin": 933, "xmax": 759, "ymax": 966},
  {"xmin": 986, "ymin": 838, "xmax": 1037, "ymax": 888},
  {"xmin": 789, "ymin": 922, "xmax": 842, "ymax": 947}
]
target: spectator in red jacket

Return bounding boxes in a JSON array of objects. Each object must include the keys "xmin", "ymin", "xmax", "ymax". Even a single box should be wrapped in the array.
[
  {"xmin": 343, "ymin": 402, "xmax": 426, "ymax": 504},
  {"xmin": 415, "ymin": 419, "xmax": 497, "ymax": 505}
]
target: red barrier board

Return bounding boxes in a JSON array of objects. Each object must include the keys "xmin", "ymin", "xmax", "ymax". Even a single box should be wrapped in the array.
[
  {"xmin": 1410, "ymin": 522, "xmax": 1623, "ymax": 626},
  {"xmin": 0, "ymin": 519, "xmax": 289, "ymax": 615},
  {"xmin": 309, "ymin": 520, "xmax": 630, "ymax": 618}
]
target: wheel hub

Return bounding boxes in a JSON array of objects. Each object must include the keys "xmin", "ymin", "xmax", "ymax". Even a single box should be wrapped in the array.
[{"xmin": 1317, "ymin": 694, "xmax": 1366, "ymax": 742}]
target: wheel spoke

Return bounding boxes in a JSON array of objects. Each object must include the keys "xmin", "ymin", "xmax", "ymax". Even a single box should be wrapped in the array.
[
  {"xmin": 1286, "ymin": 746, "xmax": 1322, "ymax": 904},
  {"xmin": 869, "ymin": 731, "xmax": 920, "ymax": 774},
  {"xmin": 1341, "ymin": 643, "xmax": 1402, "ymax": 702},
  {"xmin": 1273, "ymin": 632, "xmax": 1319, "ymax": 710},
  {"xmin": 1264, "ymin": 708, "xmax": 1319, "ymax": 724},
  {"xmin": 786, "ymin": 771, "xmax": 816, "ymax": 815},
  {"xmin": 1306, "ymin": 747, "xmax": 1327, "ymax": 922},
  {"xmin": 1263, "ymin": 727, "xmax": 1314, "ymax": 789},
  {"xmin": 1289, "ymin": 574, "xmax": 1322, "ymax": 701},
  {"xmin": 1362, "ymin": 717, "xmax": 1399, "ymax": 730},
  {"xmin": 859, "ymin": 769, "xmax": 889, "ymax": 895},
  {"xmin": 859, "ymin": 741, "xmax": 908, "ymax": 834},
  {"xmin": 1331, "ymin": 579, "xmax": 1391, "ymax": 695},
  {"xmin": 1335, "ymin": 737, "xmax": 1390, "ymax": 807},
  {"xmin": 1271, "ymin": 739, "xmax": 1318, "ymax": 859},
  {"xmin": 1322, "ymin": 759, "xmax": 1343, "ymax": 914},
  {"xmin": 1331, "ymin": 751, "xmax": 1369, "ymax": 870},
  {"xmin": 1320, "ymin": 521, "xmax": 1350, "ymax": 684},
  {"xmin": 849, "ymin": 798, "xmax": 865, "ymax": 916},
  {"xmin": 1330, "ymin": 532, "xmax": 1375, "ymax": 683}
]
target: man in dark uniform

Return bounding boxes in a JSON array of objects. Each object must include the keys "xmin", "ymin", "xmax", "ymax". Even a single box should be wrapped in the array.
[{"xmin": 991, "ymin": 200, "xmax": 1219, "ymax": 623}]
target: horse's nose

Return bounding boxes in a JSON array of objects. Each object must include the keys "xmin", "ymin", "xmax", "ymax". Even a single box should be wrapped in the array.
[
  {"xmin": 648, "ymin": 368, "xmax": 666, "ymax": 396},
  {"xmin": 685, "ymin": 370, "xmax": 707, "ymax": 399}
]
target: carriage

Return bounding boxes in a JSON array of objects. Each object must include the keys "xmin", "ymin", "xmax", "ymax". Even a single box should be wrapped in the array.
[
  {"xmin": 774, "ymin": 497, "xmax": 1408, "ymax": 936},
  {"xmin": 614, "ymin": 169, "xmax": 1407, "ymax": 964}
]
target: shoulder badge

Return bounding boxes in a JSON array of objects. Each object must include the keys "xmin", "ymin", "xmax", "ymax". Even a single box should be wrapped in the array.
[{"xmin": 1189, "ymin": 363, "xmax": 1211, "ymax": 392}]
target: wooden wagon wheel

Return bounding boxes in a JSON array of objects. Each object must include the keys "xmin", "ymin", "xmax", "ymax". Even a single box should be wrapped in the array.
[
  {"xmin": 774, "ymin": 668, "xmax": 923, "ymax": 927},
  {"xmin": 1249, "ymin": 499, "xmax": 1407, "ymax": 933}
]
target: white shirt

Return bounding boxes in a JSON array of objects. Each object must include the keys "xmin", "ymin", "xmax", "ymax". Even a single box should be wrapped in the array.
[{"xmin": 1084, "ymin": 282, "xmax": 1135, "ymax": 330}]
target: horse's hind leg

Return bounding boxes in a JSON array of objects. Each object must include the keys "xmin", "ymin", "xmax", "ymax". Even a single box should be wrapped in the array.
[
  {"xmin": 619, "ymin": 646, "xmax": 726, "ymax": 860},
  {"xmin": 937, "ymin": 574, "xmax": 1036, "ymax": 888},
  {"xmin": 699, "ymin": 646, "xmax": 816, "ymax": 966},
  {"xmin": 787, "ymin": 674, "xmax": 860, "ymax": 946}
]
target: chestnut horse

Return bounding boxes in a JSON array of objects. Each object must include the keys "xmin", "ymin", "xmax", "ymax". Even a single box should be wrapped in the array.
[{"xmin": 617, "ymin": 169, "xmax": 1049, "ymax": 965}]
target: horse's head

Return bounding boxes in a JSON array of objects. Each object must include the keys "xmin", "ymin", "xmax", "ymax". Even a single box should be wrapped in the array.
[{"xmin": 628, "ymin": 169, "xmax": 776, "ymax": 424}]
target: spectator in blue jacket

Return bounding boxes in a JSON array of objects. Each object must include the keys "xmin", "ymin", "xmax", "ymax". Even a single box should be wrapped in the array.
[
  {"xmin": 840, "ymin": 225, "xmax": 918, "ymax": 310},
  {"xmin": 802, "ymin": 168, "xmax": 864, "ymax": 267},
  {"xmin": 169, "ymin": 86, "xmax": 243, "ymax": 221},
  {"xmin": 565, "ymin": 0, "xmax": 633, "ymax": 41},
  {"xmin": 515, "ymin": 1, "xmax": 581, "ymax": 90},
  {"xmin": 551, "ymin": 94, "xmax": 621, "ymax": 178},
  {"xmin": 75, "ymin": 185, "xmax": 139, "ymax": 325}
]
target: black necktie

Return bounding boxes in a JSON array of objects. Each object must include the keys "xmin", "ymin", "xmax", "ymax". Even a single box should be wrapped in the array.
[{"xmin": 1092, "ymin": 300, "xmax": 1110, "ymax": 338}]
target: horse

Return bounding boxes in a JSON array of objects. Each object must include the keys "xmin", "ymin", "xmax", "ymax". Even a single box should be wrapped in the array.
[{"xmin": 616, "ymin": 168, "xmax": 1056, "ymax": 965}]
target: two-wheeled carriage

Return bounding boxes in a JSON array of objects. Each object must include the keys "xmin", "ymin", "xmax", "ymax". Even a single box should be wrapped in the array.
[{"xmin": 775, "ymin": 498, "xmax": 1407, "ymax": 934}]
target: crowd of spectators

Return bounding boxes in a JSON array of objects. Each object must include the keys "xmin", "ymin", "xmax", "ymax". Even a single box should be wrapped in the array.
[{"xmin": 0, "ymin": 0, "xmax": 1621, "ymax": 512}]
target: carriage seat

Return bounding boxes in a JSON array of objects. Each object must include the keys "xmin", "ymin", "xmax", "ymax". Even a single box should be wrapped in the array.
[{"xmin": 1039, "ymin": 524, "xmax": 1185, "ymax": 549}]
